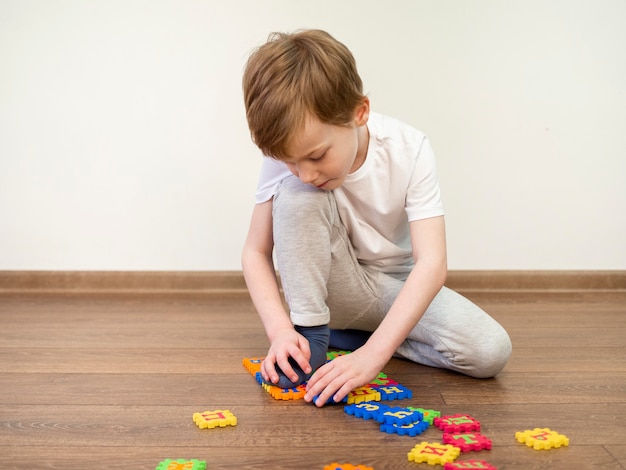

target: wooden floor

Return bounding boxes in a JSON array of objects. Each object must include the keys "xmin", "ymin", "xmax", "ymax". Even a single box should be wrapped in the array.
[{"xmin": 0, "ymin": 289, "xmax": 625, "ymax": 469}]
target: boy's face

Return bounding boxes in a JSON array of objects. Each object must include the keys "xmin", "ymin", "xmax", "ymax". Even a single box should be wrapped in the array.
[{"xmin": 282, "ymin": 101, "xmax": 369, "ymax": 191}]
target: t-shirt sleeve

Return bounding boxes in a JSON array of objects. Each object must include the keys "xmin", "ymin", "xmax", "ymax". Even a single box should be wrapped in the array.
[
  {"xmin": 405, "ymin": 137, "xmax": 445, "ymax": 221},
  {"xmin": 255, "ymin": 157, "xmax": 293, "ymax": 204}
]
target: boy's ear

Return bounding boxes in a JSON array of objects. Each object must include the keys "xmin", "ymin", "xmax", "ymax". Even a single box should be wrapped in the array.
[{"xmin": 354, "ymin": 97, "xmax": 370, "ymax": 126}]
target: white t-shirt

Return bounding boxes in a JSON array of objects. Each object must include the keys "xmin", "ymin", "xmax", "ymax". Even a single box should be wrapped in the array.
[{"xmin": 255, "ymin": 112, "xmax": 444, "ymax": 273}]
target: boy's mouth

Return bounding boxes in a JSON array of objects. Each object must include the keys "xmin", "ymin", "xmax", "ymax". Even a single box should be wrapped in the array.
[{"xmin": 315, "ymin": 181, "xmax": 329, "ymax": 189}]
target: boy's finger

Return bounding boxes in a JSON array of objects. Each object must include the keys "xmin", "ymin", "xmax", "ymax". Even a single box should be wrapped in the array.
[{"xmin": 276, "ymin": 356, "xmax": 300, "ymax": 383}]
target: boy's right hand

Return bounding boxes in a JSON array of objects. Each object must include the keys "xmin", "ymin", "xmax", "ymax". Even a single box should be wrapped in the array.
[{"xmin": 262, "ymin": 327, "xmax": 312, "ymax": 384}]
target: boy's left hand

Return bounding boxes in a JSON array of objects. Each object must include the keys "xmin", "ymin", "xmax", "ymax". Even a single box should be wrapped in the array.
[{"xmin": 303, "ymin": 348, "xmax": 384, "ymax": 407}]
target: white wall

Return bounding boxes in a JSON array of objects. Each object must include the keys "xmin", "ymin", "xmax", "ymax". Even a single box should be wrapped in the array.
[{"xmin": 1, "ymin": 0, "xmax": 624, "ymax": 271}]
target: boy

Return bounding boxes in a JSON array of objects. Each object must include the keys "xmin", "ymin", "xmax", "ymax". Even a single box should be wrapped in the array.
[{"xmin": 241, "ymin": 29, "xmax": 512, "ymax": 407}]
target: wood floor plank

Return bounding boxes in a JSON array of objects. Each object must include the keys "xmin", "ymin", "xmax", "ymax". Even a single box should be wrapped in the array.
[
  {"xmin": 0, "ymin": 290, "xmax": 624, "ymax": 469},
  {"xmin": 0, "ymin": 444, "xmax": 620, "ymax": 470},
  {"xmin": 437, "ymin": 372, "xmax": 626, "ymax": 405}
]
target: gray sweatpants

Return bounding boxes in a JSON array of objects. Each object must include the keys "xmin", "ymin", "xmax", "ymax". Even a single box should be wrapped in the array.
[{"xmin": 272, "ymin": 175, "xmax": 512, "ymax": 378}]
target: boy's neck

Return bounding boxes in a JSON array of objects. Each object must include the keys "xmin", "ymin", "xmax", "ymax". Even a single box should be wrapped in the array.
[{"xmin": 350, "ymin": 124, "xmax": 370, "ymax": 174}]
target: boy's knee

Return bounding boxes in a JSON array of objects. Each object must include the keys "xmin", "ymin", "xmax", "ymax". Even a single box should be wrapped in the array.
[
  {"xmin": 273, "ymin": 176, "xmax": 335, "ymax": 222},
  {"xmin": 465, "ymin": 330, "xmax": 513, "ymax": 378}
]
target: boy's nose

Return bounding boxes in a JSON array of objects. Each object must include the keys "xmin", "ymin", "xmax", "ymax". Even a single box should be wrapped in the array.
[{"xmin": 297, "ymin": 164, "xmax": 317, "ymax": 184}]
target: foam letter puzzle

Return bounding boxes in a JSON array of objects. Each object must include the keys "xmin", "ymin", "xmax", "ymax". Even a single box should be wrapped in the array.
[
  {"xmin": 444, "ymin": 460, "xmax": 497, "ymax": 469},
  {"xmin": 407, "ymin": 407, "xmax": 441, "ymax": 425},
  {"xmin": 408, "ymin": 442, "xmax": 461, "ymax": 465},
  {"xmin": 323, "ymin": 464, "xmax": 374, "ymax": 470},
  {"xmin": 434, "ymin": 414, "xmax": 481, "ymax": 433},
  {"xmin": 376, "ymin": 406, "xmax": 423, "ymax": 426},
  {"xmin": 155, "ymin": 459, "xmax": 206, "ymax": 470},
  {"xmin": 515, "ymin": 428, "xmax": 569, "ymax": 450},
  {"xmin": 443, "ymin": 432, "xmax": 493, "ymax": 452},
  {"xmin": 345, "ymin": 386, "xmax": 381, "ymax": 404},
  {"xmin": 344, "ymin": 401, "xmax": 390, "ymax": 420},
  {"xmin": 380, "ymin": 419, "xmax": 429, "ymax": 437},
  {"xmin": 373, "ymin": 384, "xmax": 412, "ymax": 400},
  {"xmin": 192, "ymin": 410, "xmax": 237, "ymax": 429},
  {"xmin": 242, "ymin": 357, "xmax": 263, "ymax": 375}
]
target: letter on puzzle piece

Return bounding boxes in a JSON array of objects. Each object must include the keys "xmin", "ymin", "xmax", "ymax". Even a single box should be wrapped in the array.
[{"xmin": 192, "ymin": 410, "xmax": 237, "ymax": 429}]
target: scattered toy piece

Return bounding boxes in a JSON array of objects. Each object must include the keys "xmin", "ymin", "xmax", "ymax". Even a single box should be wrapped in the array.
[
  {"xmin": 407, "ymin": 407, "xmax": 441, "ymax": 425},
  {"xmin": 376, "ymin": 406, "xmax": 423, "ymax": 426},
  {"xmin": 443, "ymin": 432, "xmax": 492, "ymax": 452},
  {"xmin": 345, "ymin": 386, "xmax": 381, "ymax": 404},
  {"xmin": 380, "ymin": 419, "xmax": 429, "ymax": 437},
  {"xmin": 434, "ymin": 414, "xmax": 481, "ymax": 433},
  {"xmin": 515, "ymin": 428, "xmax": 569, "ymax": 450},
  {"xmin": 323, "ymin": 463, "xmax": 374, "ymax": 470},
  {"xmin": 408, "ymin": 442, "xmax": 461, "ymax": 465},
  {"xmin": 242, "ymin": 355, "xmax": 412, "ymax": 404},
  {"xmin": 326, "ymin": 350, "xmax": 352, "ymax": 361},
  {"xmin": 262, "ymin": 383, "xmax": 307, "ymax": 400},
  {"xmin": 444, "ymin": 460, "xmax": 497, "ymax": 469},
  {"xmin": 242, "ymin": 357, "xmax": 263, "ymax": 375},
  {"xmin": 192, "ymin": 410, "xmax": 237, "ymax": 429},
  {"xmin": 368, "ymin": 372, "xmax": 398, "ymax": 387},
  {"xmin": 371, "ymin": 384, "xmax": 412, "ymax": 400},
  {"xmin": 344, "ymin": 401, "xmax": 390, "ymax": 420},
  {"xmin": 155, "ymin": 459, "xmax": 206, "ymax": 470}
]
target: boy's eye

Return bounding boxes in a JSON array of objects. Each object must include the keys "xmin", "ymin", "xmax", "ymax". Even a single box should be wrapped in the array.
[{"xmin": 312, "ymin": 152, "xmax": 326, "ymax": 161}]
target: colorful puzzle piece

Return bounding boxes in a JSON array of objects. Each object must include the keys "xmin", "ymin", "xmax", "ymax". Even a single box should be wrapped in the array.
[
  {"xmin": 192, "ymin": 410, "xmax": 237, "ymax": 429},
  {"xmin": 515, "ymin": 428, "xmax": 569, "ymax": 450},
  {"xmin": 408, "ymin": 442, "xmax": 461, "ymax": 465},
  {"xmin": 444, "ymin": 460, "xmax": 497, "ymax": 469},
  {"xmin": 242, "ymin": 355, "xmax": 411, "ymax": 404},
  {"xmin": 344, "ymin": 401, "xmax": 390, "ymax": 420},
  {"xmin": 443, "ymin": 432, "xmax": 493, "ymax": 452},
  {"xmin": 326, "ymin": 350, "xmax": 352, "ymax": 361},
  {"xmin": 380, "ymin": 419, "xmax": 429, "ymax": 437},
  {"xmin": 322, "ymin": 464, "xmax": 374, "ymax": 470},
  {"xmin": 434, "ymin": 414, "xmax": 481, "ymax": 433},
  {"xmin": 345, "ymin": 386, "xmax": 381, "ymax": 404},
  {"xmin": 369, "ymin": 372, "xmax": 398, "ymax": 387},
  {"xmin": 376, "ymin": 406, "xmax": 423, "ymax": 426},
  {"xmin": 155, "ymin": 459, "xmax": 206, "ymax": 470},
  {"xmin": 372, "ymin": 384, "xmax": 412, "ymax": 400},
  {"xmin": 242, "ymin": 357, "xmax": 263, "ymax": 375},
  {"xmin": 261, "ymin": 383, "xmax": 307, "ymax": 400},
  {"xmin": 407, "ymin": 407, "xmax": 441, "ymax": 425}
]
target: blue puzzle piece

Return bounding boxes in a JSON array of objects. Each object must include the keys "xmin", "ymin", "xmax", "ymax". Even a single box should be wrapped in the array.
[
  {"xmin": 371, "ymin": 384, "xmax": 413, "ymax": 400},
  {"xmin": 344, "ymin": 401, "xmax": 390, "ymax": 420},
  {"xmin": 376, "ymin": 406, "xmax": 423, "ymax": 426},
  {"xmin": 380, "ymin": 419, "xmax": 430, "ymax": 436}
]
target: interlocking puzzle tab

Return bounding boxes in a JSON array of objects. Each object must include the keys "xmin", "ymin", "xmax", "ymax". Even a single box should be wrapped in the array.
[
  {"xmin": 515, "ymin": 428, "xmax": 569, "ymax": 450},
  {"xmin": 408, "ymin": 442, "xmax": 461, "ymax": 465},
  {"xmin": 443, "ymin": 432, "xmax": 492, "ymax": 452},
  {"xmin": 323, "ymin": 463, "xmax": 374, "ymax": 470},
  {"xmin": 155, "ymin": 459, "xmax": 206, "ymax": 470},
  {"xmin": 192, "ymin": 410, "xmax": 237, "ymax": 429},
  {"xmin": 444, "ymin": 460, "xmax": 497, "ymax": 470},
  {"xmin": 434, "ymin": 414, "xmax": 481, "ymax": 433}
]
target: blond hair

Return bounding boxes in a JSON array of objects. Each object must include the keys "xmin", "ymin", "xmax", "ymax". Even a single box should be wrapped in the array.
[{"xmin": 243, "ymin": 29, "xmax": 366, "ymax": 159}]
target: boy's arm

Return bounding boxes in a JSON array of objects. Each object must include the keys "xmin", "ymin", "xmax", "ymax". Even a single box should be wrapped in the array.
[
  {"xmin": 304, "ymin": 215, "xmax": 447, "ymax": 406},
  {"xmin": 241, "ymin": 200, "xmax": 314, "ymax": 384}
]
